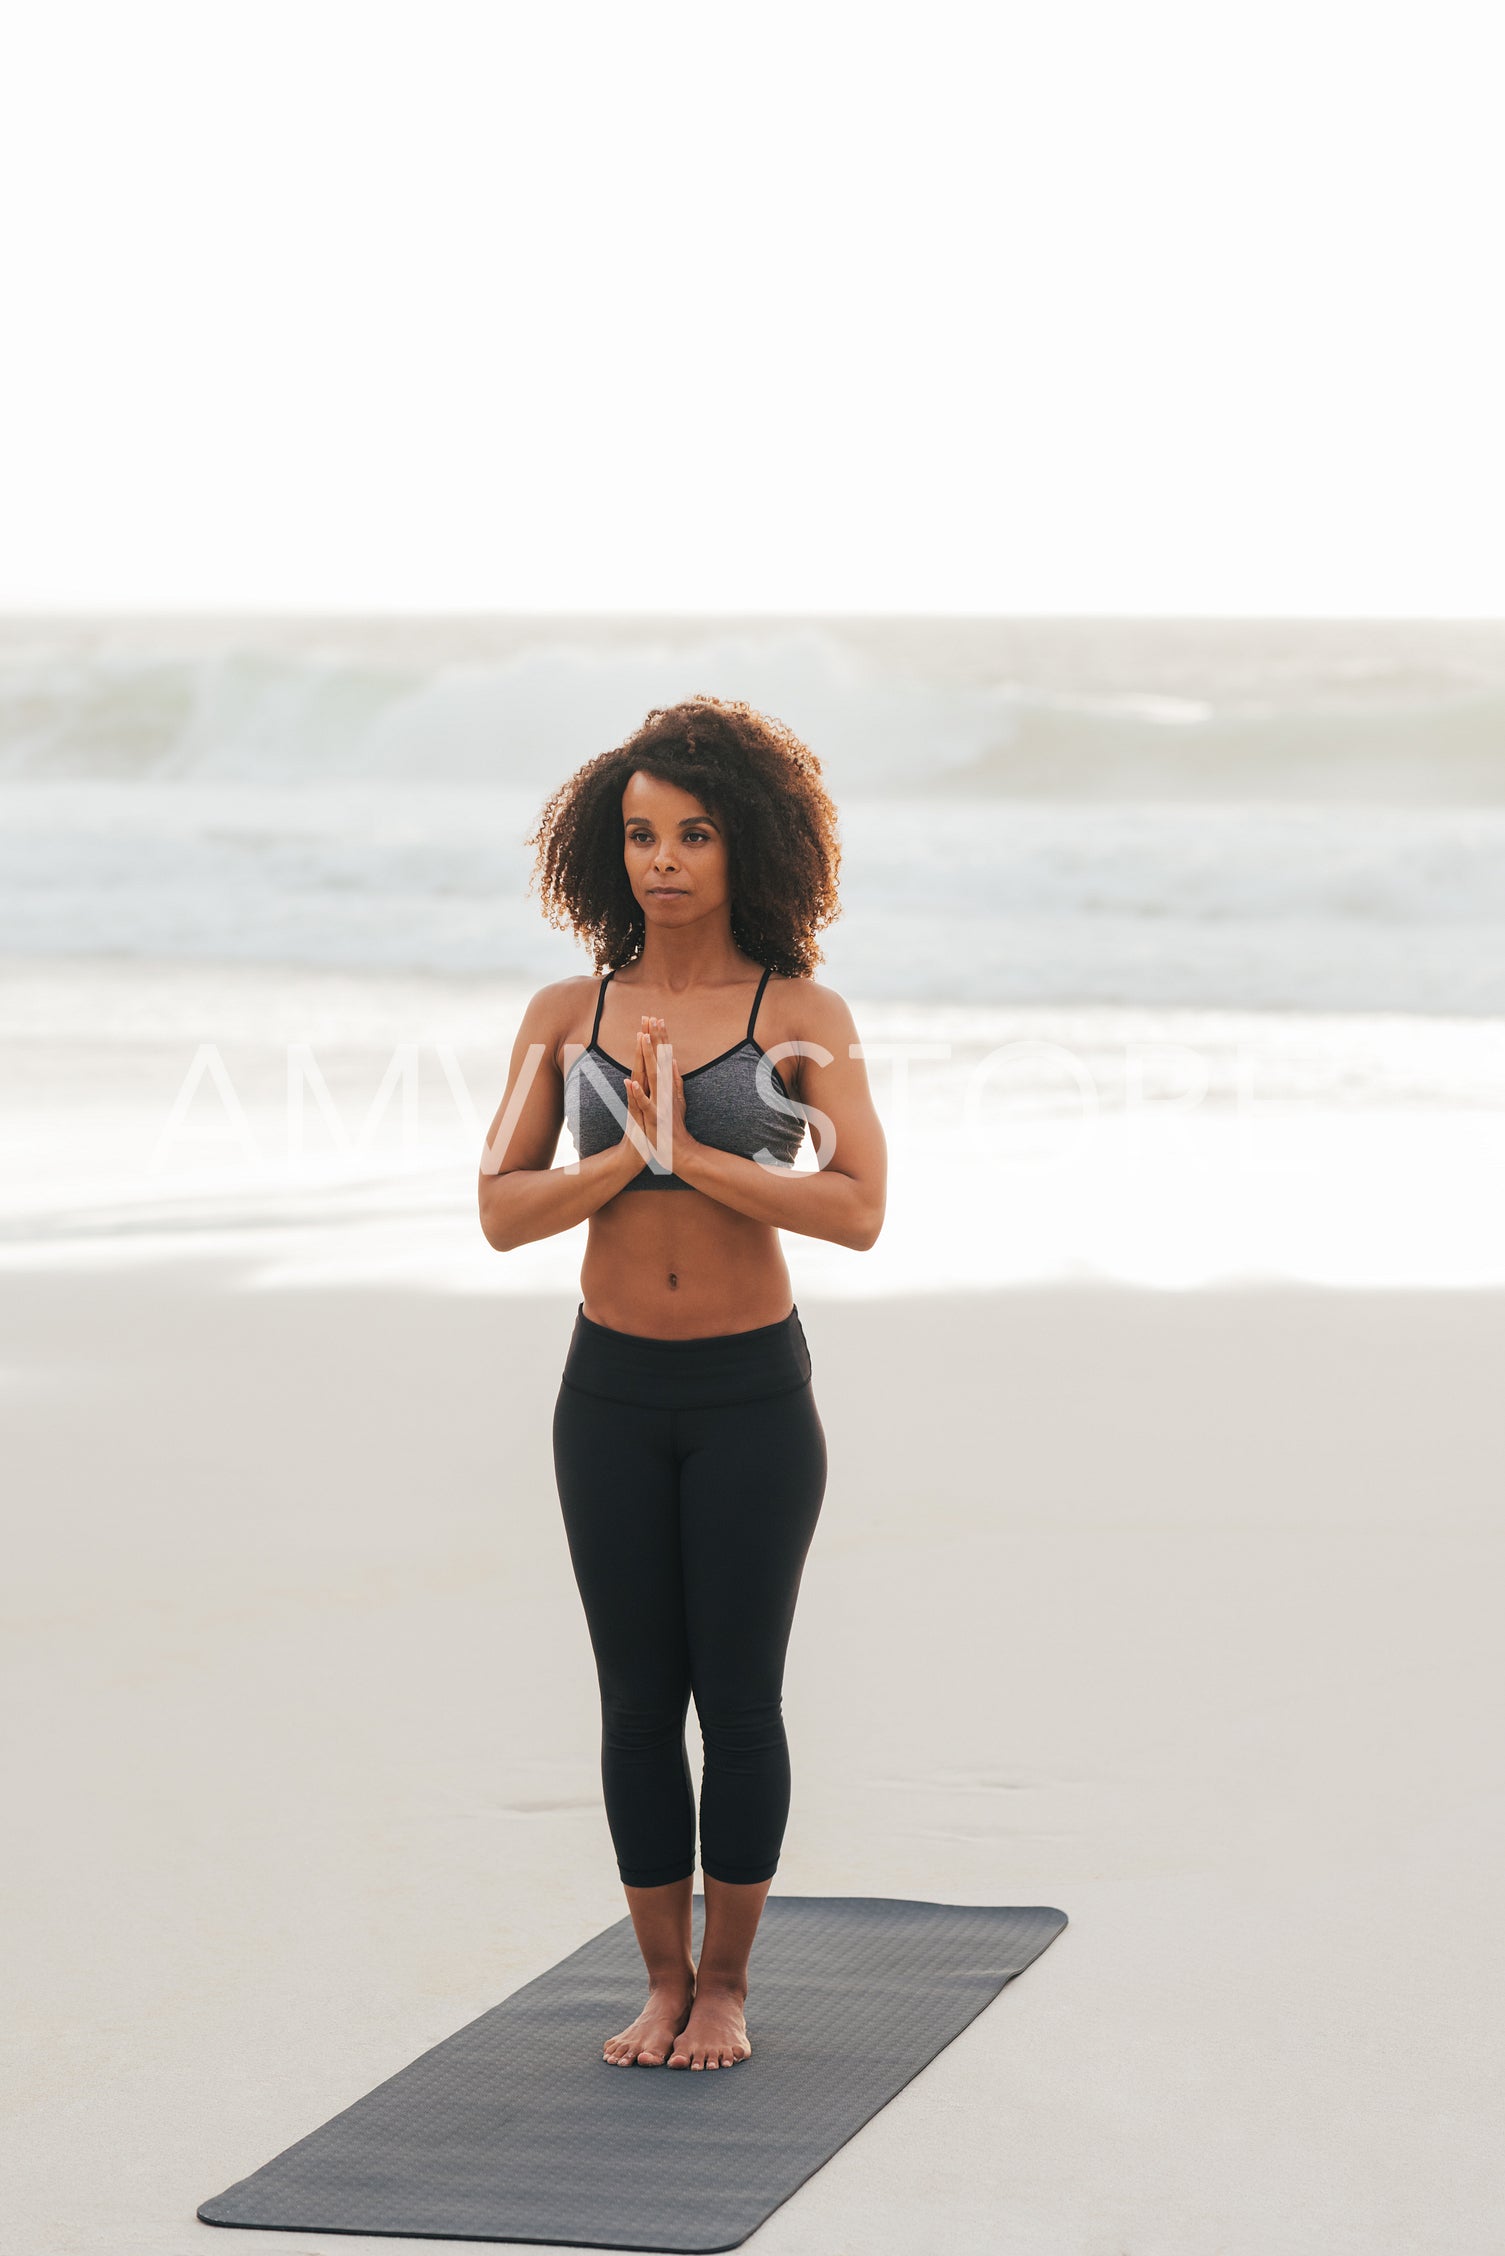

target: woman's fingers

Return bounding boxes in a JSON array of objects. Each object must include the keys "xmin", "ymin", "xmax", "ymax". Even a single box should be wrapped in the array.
[{"xmin": 638, "ymin": 1015, "xmax": 672, "ymax": 1103}]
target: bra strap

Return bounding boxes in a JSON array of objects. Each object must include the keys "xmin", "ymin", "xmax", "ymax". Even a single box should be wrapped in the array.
[
  {"xmin": 746, "ymin": 965, "xmax": 773, "ymax": 1042},
  {"xmin": 589, "ymin": 970, "xmax": 613, "ymax": 1046}
]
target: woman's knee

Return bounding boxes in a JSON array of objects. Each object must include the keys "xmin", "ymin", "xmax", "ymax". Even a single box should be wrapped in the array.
[
  {"xmin": 695, "ymin": 1693, "xmax": 787, "ymax": 1764},
  {"xmin": 601, "ymin": 1689, "xmax": 691, "ymax": 1756}
]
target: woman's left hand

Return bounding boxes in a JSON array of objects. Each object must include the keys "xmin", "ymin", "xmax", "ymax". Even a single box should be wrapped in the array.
[{"xmin": 629, "ymin": 1016, "xmax": 692, "ymax": 1174}]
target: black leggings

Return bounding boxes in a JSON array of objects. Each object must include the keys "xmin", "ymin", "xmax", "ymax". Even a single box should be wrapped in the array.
[{"xmin": 551, "ymin": 1303, "xmax": 828, "ymax": 1888}]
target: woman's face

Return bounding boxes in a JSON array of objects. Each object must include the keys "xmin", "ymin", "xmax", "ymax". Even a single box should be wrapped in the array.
[{"xmin": 621, "ymin": 769, "xmax": 730, "ymax": 927}]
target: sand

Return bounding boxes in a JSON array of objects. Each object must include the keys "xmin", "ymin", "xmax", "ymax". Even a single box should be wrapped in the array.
[{"xmin": 3, "ymin": 1266, "xmax": 1500, "ymax": 2255}]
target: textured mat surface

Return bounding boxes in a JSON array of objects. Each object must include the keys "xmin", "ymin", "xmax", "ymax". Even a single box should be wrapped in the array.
[{"xmin": 198, "ymin": 1894, "xmax": 1068, "ymax": 2253}]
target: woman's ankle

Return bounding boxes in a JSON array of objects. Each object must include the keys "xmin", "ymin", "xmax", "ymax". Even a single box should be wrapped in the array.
[
  {"xmin": 645, "ymin": 1960, "xmax": 696, "ymax": 1994},
  {"xmin": 690, "ymin": 1969, "xmax": 747, "ymax": 2001}
]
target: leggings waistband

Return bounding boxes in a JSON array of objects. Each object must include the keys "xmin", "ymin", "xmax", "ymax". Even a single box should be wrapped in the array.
[{"xmin": 561, "ymin": 1303, "xmax": 812, "ymax": 1409}]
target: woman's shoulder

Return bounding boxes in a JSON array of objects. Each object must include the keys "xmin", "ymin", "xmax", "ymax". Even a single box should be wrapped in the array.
[
  {"xmin": 523, "ymin": 973, "xmax": 602, "ymax": 1022},
  {"xmin": 762, "ymin": 972, "xmax": 860, "ymax": 1064},
  {"xmin": 766, "ymin": 969, "xmax": 851, "ymax": 1011},
  {"xmin": 516, "ymin": 974, "xmax": 602, "ymax": 1074}
]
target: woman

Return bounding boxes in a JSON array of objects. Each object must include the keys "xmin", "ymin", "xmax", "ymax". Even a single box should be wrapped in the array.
[{"xmin": 477, "ymin": 696, "xmax": 886, "ymax": 2072}]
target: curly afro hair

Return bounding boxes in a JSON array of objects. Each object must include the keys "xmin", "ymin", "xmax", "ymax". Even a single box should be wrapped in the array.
[{"xmin": 525, "ymin": 695, "xmax": 842, "ymax": 978}]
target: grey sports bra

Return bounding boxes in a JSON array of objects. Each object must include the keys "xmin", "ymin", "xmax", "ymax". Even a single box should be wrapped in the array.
[{"xmin": 563, "ymin": 964, "xmax": 806, "ymax": 1191}]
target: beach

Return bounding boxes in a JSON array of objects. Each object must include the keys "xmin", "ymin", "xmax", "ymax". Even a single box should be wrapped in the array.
[
  {"xmin": 7, "ymin": 0, "xmax": 1505, "ymax": 2209},
  {"xmin": 3, "ymin": 612, "xmax": 1501, "ymax": 2250},
  {"xmin": 4, "ymin": 1261, "xmax": 1499, "ymax": 2255}
]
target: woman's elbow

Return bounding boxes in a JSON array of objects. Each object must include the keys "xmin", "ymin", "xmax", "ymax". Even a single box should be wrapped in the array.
[
  {"xmin": 478, "ymin": 1176, "xmax": 518, "ymax": 1253},
  {"xmin": 846, "ymin": 1195, "xmax": 885, "ymax": 1252}
]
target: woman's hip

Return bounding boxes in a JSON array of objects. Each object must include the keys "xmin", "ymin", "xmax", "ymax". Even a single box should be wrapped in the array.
[{"xmin": 559, "ymin": 1300, "xmax": 814, "ymax": 1412}]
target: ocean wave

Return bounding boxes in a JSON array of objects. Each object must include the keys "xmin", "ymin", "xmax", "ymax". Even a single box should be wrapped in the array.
[
  {"xmin": 2, "ymin": 617, "xmax": 1503, "ymax": 800},
  {"xmin": 3, "ymin": 784, "xmax": 1504, "ymax": 1012}
]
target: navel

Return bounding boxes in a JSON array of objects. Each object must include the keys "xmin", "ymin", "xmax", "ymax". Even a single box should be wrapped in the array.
[{"xmin": 667, "ymin": 1271, "xmax": 678, "ymax": 1289}]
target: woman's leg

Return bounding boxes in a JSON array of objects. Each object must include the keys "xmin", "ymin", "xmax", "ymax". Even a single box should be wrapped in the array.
[
  {"xmin": 551, "ymin": 1380, "xmax": 697, "ymax": 2064},
  {"xmin": 669, "ymin": 1378, "xmax": 828, "ymax": 2067}
]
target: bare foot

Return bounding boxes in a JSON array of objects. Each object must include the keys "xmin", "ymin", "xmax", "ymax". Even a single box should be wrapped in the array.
[
  {"xmin": 667, "ymin": 1981, "xmax": 752, "ymax": 2069},
  {"xmin": 603, "ymin": 1976, "xmax": 695, "ymax": 2067}
]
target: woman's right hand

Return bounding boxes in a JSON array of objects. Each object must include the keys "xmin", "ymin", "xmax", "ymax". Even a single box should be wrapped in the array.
[
  {"xmin": 624, "ymin": 1016, "xmax": 679, "ymax": 1178},
  {"xmin": 618, "ymin": 1072, "xmax": 650, "ymax": 1178}
]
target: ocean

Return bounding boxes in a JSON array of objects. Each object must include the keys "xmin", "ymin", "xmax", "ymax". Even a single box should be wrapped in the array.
[{"xmin": 3, "ymin": 615, "xmax": 1503, "ymax": 1292}]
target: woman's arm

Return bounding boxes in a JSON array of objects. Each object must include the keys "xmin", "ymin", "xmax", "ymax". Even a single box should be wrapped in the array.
[
  {"xmin": 669, "ymin": 983, "xmax": 887, "ymax": 1252},
  {"xmin": 477, "ymin": 983, "xmax": 644, "ymax": 1252}
]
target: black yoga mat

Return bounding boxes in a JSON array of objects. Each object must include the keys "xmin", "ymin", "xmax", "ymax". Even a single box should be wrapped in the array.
[{"xmin": 198, "ymin": 1894, "xmax": 1067, "ymax": 2253}]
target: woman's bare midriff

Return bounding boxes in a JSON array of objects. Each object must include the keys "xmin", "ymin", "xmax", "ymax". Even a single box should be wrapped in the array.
[{"xmin": 579, "ymin": 1188, "xmax": 795, "ymax": 1339}]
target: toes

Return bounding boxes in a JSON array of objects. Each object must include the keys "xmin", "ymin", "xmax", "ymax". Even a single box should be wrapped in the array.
[{"xmin": 664, "ymin": 2025, "xmax": 750, "ymax": 2068}]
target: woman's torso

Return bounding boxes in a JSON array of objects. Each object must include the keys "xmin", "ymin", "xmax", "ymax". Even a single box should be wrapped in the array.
[{"xmin": 558, "ymin": 964, "xmax": 806, "ymax": 1338}]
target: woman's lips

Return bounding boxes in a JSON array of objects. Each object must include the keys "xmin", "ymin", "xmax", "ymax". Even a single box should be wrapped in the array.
[{"xmin": 648, "ymin": 887, "xmax": 687, "ymax": 897}]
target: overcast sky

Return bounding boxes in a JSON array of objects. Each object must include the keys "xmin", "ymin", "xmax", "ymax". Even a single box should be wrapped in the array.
[{"xmin": 2, "ymin": 0, "xmax": 1500, "ymax": 614}]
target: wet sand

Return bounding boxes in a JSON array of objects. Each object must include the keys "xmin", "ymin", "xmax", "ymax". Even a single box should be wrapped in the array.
[{"xmin": 2, "ymin": 1267, "xmax": 1499, "ymax": 2255}]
